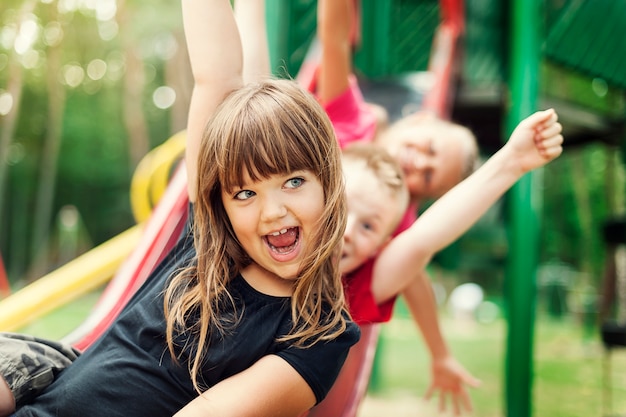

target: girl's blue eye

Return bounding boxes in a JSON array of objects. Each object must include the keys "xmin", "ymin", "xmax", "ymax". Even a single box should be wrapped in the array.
[
  {"xmin": 285, "ymin": 177, "xmax": 304, "ymax": 189},
  {"xmin": 234, "ymin": 190, "xmax": 255, "ymax": 200}
]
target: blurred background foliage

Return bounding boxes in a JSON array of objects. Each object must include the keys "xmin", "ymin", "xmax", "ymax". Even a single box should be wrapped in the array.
[{"xmin": 0, "ymin": 0, "xmax": 190, "ymax": 282}]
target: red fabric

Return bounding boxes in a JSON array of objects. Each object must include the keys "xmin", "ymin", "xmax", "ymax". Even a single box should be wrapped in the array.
[{"xmin": 343, "ymin": 260, "xmax": 394, "ymax": 325}]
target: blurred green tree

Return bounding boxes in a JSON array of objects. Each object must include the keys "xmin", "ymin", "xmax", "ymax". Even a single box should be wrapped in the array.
[{"xmin": 0, "ymin": 0, "xmax": 189, "ymax": 284}]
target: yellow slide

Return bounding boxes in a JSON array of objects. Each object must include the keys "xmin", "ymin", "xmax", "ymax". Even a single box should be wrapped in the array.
[{"xmin": 0, "ymin": 226, "xmax": 142, "ymax": 331}]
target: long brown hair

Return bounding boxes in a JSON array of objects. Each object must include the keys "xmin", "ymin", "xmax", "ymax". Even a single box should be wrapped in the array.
[{"xmin": 164, "ymin": 78, "xmax": 348, "ymax": 393}]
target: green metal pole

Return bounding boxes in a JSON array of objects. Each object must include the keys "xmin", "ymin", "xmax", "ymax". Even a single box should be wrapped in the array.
[
  {"xmin": 504, "ymin": 0, "xmax": 541, "ymax": 416},
  {"xmin": 265, "ymin": 0, "xmax": 291, "ymax": 76}
]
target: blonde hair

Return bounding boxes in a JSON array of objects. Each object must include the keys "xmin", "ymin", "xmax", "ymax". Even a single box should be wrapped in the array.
[
  {"xmin": 342, "ymin": 143, "xmax": 409, "ymax": 231},
  {"xmin": 164, "ymin": 79, "xmax": 348, "ymax": 393}
]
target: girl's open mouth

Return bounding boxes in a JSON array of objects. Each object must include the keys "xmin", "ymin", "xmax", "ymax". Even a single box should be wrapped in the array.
[{"xmin": 264, "ymin": 227, "xmax": 300, "ymax": 255}]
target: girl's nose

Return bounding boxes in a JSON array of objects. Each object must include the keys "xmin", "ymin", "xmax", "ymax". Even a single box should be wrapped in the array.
[{"xmin": 260, "ymin": 197, "xmax": 288, "ymax": 222}]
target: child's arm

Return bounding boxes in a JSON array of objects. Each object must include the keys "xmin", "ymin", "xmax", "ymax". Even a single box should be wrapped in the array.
[
  {"xmin": 234, "ymin": 0, "xmax": 271, "ymax": 84},
  {"xmin": 316, "ymin": 0, "xmax": 354, "ymax": 104},
  {"xmin": 372, "ymin": 109, "xmax": 563, "ymax": 301},
  {"xmin": 174, "ymin": 355, "xmax": 316, "ymax": 417},
  {"xmin": 369, "ymin": 109, "xmax": 561, "ymax": 412},
  {"xmin": 183, "ymin": 0, "xmax": 244, "ymax": 202},
  {"xmin": 403, "ymin": 275, "xmax": 480, "ymax": 414}
]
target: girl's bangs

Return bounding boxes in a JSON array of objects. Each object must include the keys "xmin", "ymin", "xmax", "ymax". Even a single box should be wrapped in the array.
[{"xmin": 220, "ymin": 112, "xmax": 323, "ymax": 192}]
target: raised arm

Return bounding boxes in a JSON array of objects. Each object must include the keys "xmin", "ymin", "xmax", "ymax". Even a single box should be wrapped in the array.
[
  {"xmin": 234, "ymin": 0, "xmax": 271, "ymax": 84},
  {"xmin": 183, "ymin": 0, "xmax": 244, "ymax": 202},
  {"xmin": 316, "ymin": 0, "xmax": 354, "ymax": 104},
  {"xmin": 373, "ymin": 109, "xmax": 563, "ymax": 298}
]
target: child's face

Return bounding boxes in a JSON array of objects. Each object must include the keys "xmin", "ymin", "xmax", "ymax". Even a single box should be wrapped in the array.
[
  {"xmin": 384, "ymin": 126, "xmax": 465, "ymax": 200},
  {"xmin": 339, "ymin": 159, "xmax": 404, "ymax": 275},
  {"xmin": 222, "ymin": 169, "xmax": 325, "ymax": 287}
]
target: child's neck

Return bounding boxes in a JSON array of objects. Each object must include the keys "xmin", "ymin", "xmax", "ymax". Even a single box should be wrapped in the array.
[{"xmin": 240, "ymin": 263, "xmax": 295, "ymax": 297}]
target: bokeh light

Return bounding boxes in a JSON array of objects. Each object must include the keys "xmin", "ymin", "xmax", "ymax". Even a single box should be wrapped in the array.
[
  {"xmin": 62, "ymin": 63, "xmax": 85, "ymax": 88},
  {"xmin": 152, "ymin": 86, "xmax": 176, "ymax": 110},
  {"xmin": 0, "ymin": 91, "xmax": 14, "ymax": 116}
]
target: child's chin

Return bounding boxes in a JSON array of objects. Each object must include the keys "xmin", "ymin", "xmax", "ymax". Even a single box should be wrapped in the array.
[{"xmin": 339, "ymin": 259, "xmax": 357, "ymax": 275}]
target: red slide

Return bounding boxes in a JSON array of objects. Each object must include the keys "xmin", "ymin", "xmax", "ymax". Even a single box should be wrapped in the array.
[{"xmin": 65, "ymin": 164, "xmax": 189, "ymax": 351}]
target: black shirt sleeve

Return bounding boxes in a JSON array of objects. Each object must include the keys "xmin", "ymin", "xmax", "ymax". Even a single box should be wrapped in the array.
[{"xmin": 275, "ymin": 320, "xmax": 361, "ymax": 404}]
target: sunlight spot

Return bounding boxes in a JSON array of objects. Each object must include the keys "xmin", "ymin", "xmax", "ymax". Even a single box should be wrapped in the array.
[
  {"xmin": 98, "ymin": 20, "xmax": 118, "ymax": 41},
  {"xmin": 58, "ymin": 0, "xmax": 79, "ymax": 14},
  {"xmin": 448, "ymin": 282, "xmax": 484, "ymax": 320},
  {"xmin": 21, "ymin": 49, "xmax": 41, "ymax": 69},
  {"xmin": 0, "ymin": 91, "xmax": 14, "ymax": 116},
  {"xmin": 154, "ymin": 33, "xmax": 178, "ymax": 60},
  {"xmin": 153, "ymin": 86, "xmax": 176, "ymax": 109},
  {"xmin": 59, "ymin": 205, "xmax": 79, "ymax": 228},
  {"xmin": 95, "ymin": 0, "xmax": 117, "ymax": 22},
  {"xmin": 14, "ymin": 16, "xmax": 39, "ymax": 55},
  {"xmin": 1, "ymin": 25, "xmax": 17, "ymax": 50},
  {"xmin": 87, "ymin": 59, "xmax": 107, "ymax": 80},
  {"xmin": 63, "ymin": 63, "xmax": 85, "ymax": 88},
  {"xmin": 43, "ymin": 22, "xmax": 63, "ymax": 47}
]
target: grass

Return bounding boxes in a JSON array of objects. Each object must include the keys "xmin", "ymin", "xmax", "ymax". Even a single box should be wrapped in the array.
[
  {"xmin": 16, "ymin": 290, "xmax": 626, "ymax": 417},
  {"xmin": 362, "ymin": 306, "xmax": 626, "ymax": 417},
  {"xmin": 17, "ymin": 288, "xmax": 104, "ymax": 340}
]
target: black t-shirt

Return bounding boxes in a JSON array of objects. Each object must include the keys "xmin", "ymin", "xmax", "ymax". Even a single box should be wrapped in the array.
[{"xmin": 15, "ymin": 215, "xmax": 359, "ymax": 417}]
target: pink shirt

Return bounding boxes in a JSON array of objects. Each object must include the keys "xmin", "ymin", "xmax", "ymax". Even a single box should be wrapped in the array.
[{"xmin": 321, "ymin": 75, "xmax": 378, "ymax": 148}]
